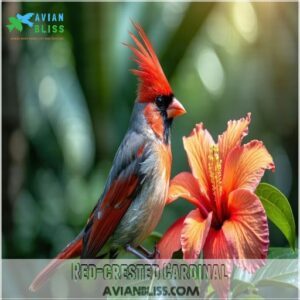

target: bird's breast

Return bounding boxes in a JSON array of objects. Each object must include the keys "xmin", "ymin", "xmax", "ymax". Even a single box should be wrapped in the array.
[{"xmin": 112, "ymin": 142, "xmax": 172, "ymax": 248}]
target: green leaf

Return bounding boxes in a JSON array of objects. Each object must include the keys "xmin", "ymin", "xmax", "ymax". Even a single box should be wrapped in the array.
[
  {"xmin": 256, "ymin": 283, "xmax": 298, "ymax": 300},
  {"xmin": 255, "ymin": 279, "xmax": 297, "ymax": 289},
  {"xmin": 268, "ymin": 247, "xmax": 298, "ymax": 259},
  {"xmin": 255, "ymin": 183, "xmax": 296, "ymax": 250},
  {"xmin": 233, "ymin": 256, "xmax": 298, "ymax": 299},
  {"xmin": 142, "ymin": 231, "xmax": 162, "ymax": 249},
  {"xmin": 231, "ymin": 279, "xmax": 256, "ymax": 298},
  {"xmin": 252, "ymin": 260, "xmax": 298, "ymax": 288}
]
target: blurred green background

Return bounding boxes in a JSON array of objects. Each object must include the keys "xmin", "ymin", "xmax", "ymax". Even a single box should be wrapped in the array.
[{"xmin": 2, "ymin": 2, "xmax": 298, "ymax": 258}]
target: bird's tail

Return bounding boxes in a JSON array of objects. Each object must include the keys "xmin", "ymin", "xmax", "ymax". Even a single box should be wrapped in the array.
[
  {"xmin": 27, "ymin": 21, "xmax": 33, "ymax": 27},
  {"xmin": 29, "ymin": 237, "xmax": 82, "ymax": 292},
  {"xmin": 6, "ymin": 24, "xmax": 15, "ymax": 32}
]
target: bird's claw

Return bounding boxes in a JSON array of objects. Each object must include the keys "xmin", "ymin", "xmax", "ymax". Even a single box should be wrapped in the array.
[
  {"xmin": 126, "ymin": 244, "xmax": 160, "ymax": 262},
  {"xmin": 150, "ymin": 244, "xmax": 160, "ymax": 259}
]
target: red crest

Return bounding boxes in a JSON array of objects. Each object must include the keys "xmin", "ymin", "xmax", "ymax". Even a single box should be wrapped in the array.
[{"xmin": 126, "ymin": 22, "xmax": 173, "ymax": 102}]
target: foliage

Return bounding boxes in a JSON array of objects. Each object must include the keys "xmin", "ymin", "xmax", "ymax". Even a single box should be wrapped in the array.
[{"xmin": 256, "ymin": 183, "xmax": 296, "ymax": 250}]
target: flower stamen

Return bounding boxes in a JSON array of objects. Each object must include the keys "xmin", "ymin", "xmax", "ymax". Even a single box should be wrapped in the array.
[{"xmin": 208, "ymin": 145, "xmax": 223, "ymax": 221}]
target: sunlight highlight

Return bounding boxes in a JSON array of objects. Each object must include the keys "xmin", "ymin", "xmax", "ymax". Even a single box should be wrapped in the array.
[
  {"xmin": 38, "ymin": 76, "xmax": 57, "ymax": 108},
  {"xmin": 197, "ymin": 47, "xmax": 224, "ymax": 96},
  {"xmin": 233, "ymin": 2, "xmax": 258, "ymax": 43}
]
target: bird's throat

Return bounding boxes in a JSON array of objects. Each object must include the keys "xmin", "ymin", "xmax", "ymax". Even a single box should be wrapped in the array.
[{"xmin": 144, "ymin": 105, "xmax": 171, "ymax": 144}]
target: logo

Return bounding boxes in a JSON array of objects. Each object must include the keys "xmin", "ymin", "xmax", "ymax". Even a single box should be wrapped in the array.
[
  {"xmin": 6, "ymin": 13, "xmax": 34, "ymax": 32},
  {"xmin": 6, "ymin": 12, "xmax": 64, "ymax": 39}
]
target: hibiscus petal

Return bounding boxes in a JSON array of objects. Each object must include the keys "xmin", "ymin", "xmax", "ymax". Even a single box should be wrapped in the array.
[
  {"xmin": 167, "ymin": 172, "xmax": 201, "ymax": 206},
  {"xmin": 203, "ymin": 228, "xmax": 233, "ymax": 300},
  {"xmin": 156, "ymin": 216, "xmax": 185, "ymax": 262},
  {"xmin": 167, "ymin": 172, "xmax": 212, "ymax": 214},
  {"xmin": 223, "ymin": 140, "xmax": 275, "ymax": 194},
  {"xmin": 181, "ymin": 210, "xmax": 212, "ymax": 261},
  {"xmin": 183, "ymin": 123, "xmax": 215, "ymax": 199},
  {"xmin": 222, "ymin": 189, "xmax": 269, "ymax": 273},
  {"xmin": 218, "ymin": 113, "xmax": 251, "ymax": 167}
]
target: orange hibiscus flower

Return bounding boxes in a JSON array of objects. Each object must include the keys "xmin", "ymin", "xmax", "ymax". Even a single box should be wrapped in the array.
[{"xmin": 156, "ymin": 113, "xmax": 275, "ymax": 297}]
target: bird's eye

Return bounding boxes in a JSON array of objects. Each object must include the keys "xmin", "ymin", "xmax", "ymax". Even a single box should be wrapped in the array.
[{"xmin": 155, "ymin": 96, "xmax": 165, "ymax": 108}]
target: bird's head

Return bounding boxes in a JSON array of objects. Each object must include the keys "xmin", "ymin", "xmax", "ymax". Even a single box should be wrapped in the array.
[{"xmin": 126, "ymin": 22, "xmax": 186, "ymax": 140}]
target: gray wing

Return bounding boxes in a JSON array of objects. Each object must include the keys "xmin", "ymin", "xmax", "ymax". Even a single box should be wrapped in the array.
[
  {"xmin": 104, "ymin": 129, "xmax": 147, "ymax": 194},
  {"xmin": 81, "ymin": 129, "xmax": 148, "ymax": 258}
]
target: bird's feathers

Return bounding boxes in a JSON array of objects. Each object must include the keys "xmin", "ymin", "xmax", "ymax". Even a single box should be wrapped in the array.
[
  {"xmin": 29, "ymin": 236, "xmax": 82, "ymax": 292},
  {"xmin": 143, "ymin": 103, "xmax": 165, "ymax": 139},
  {"xmin": 82, "ymin": 175, "xmax": 139, "ymax": 258},
  {"xmin": 82, "ymin": 131, "xmax": 147, "ymax": 257},
  {"xmin": 126, "ymin": 22, "xmax": 172, "ymax": 102}
]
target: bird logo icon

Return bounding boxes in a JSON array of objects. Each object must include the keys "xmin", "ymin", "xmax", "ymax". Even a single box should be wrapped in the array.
[{"xmin": 6, "ymin": 13, "xmax": 34, "ymax": 32}]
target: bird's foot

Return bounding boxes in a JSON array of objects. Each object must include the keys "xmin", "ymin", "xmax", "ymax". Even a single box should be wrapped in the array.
[
  {"xmin": 125, "ymin": 244, "xmax": 158, "ymax": 263},
  {"xmin": 137, "ymin": 244, "xmax": 159, "ymax": 259}
]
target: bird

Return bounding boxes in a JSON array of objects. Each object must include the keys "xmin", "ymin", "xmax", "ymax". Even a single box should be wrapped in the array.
[
  {"xmin": 29, "ymin": 22, "xmax": 186, "ymax": 292},
  {"xmin": 16, "ymin": 13, "xmax": 34, "ymax": 27}
]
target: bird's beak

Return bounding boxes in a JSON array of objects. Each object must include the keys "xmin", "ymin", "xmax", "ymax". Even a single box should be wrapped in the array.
[{"xmin": 167, "ymin": 98, "xmax": 186, "ymax": 118}]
